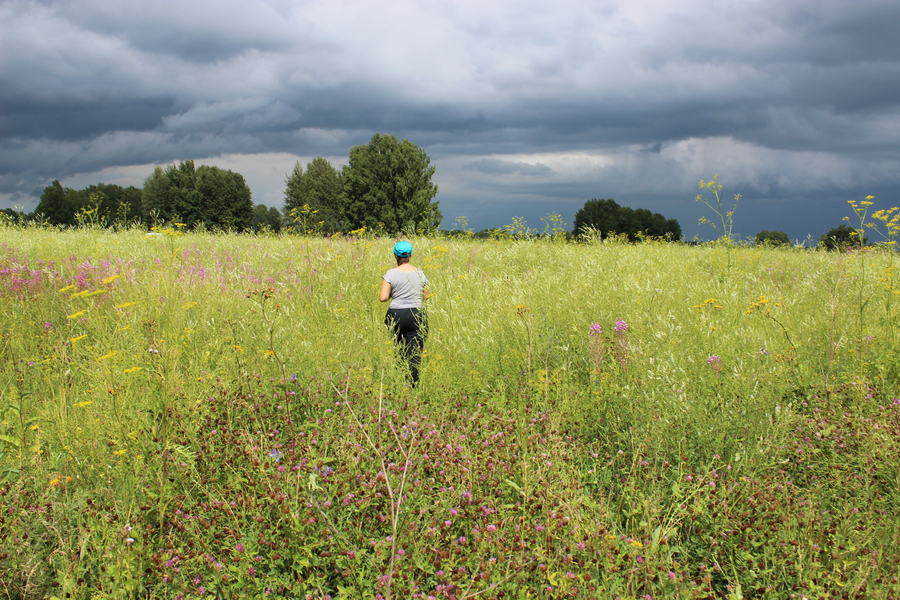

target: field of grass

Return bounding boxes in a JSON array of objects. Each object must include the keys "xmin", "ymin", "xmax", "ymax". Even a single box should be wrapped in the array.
[{"xmin": 1, "ymin": 224, "xmax": 899, "ymax": 599}]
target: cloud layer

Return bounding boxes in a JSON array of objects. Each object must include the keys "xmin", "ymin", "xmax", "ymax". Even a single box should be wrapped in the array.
[{"xmin": 2, "ymin": 0, "xmax": 900, "ymax": 239}]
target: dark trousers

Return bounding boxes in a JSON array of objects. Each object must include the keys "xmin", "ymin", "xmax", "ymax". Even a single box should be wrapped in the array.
[{"xmin": 384, "ymin": 308, "xmax": 427, "ymax": 384}]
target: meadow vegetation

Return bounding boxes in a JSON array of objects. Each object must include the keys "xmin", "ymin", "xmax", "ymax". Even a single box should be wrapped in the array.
[{"xmin": 1, "ymin": 222, "xmax": 899, "ymax": 599}]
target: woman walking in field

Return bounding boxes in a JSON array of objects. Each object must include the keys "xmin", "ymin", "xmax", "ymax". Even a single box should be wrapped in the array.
[{"xmin": 379, "ymin": 241, "xmax": 429, "ymax": 385}]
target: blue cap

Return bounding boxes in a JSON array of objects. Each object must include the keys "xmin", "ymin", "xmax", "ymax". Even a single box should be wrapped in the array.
[{"xmin": 393, "ymin": 241, "xmax": 413, "ymax": 257}]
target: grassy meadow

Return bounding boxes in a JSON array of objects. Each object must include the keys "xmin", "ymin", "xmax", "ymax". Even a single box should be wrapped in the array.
[{"xmin": 1, "ymin": 224, "xmax": 899, "ymax": 599}]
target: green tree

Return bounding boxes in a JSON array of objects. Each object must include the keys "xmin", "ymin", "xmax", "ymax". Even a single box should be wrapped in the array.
[
  {"xmin": 283, "ymin": 157, "xmax": 343, "ymax": 233},
  {"xmin": 196, "ymin": 165, "xmax": 254, "ymax": 230},
  {"xmin": 0, "ymin": 208, "xmax": 26, "ymax": 224},
  {"xmin": 755, "ymin": 230, "xmax": 791, "ymax": 246},
  {"xmin": 818, "ymin": 224, "xmax": 866, "ymax": 251},
  {"xmin": 341, "ymin": 134, "xmax": 441, "ymax": 234},
  {"xmin": 141, "ymin": 161, "xmax": 253, "ymax": 230},
  {"xmin": 572, "ymin": 198, "xmax": 681, "ymax": 241},
  {"xmin": 252, "ymin": 204, "xmax": 283, "ymax": 232},
  {"xmin": 572, "ymin": 199, "xmax": 622, "ymax": 237},
  {"xmin": 77, "ymin": 183, "xmax": 143, "ymax": 226},
  {"xmin": 35, "ymin": 180, "xmax": 79, "ymax": 226}
]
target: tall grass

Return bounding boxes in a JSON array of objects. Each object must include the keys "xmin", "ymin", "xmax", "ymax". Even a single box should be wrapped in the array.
[{"xmin": 1, "ymin": 224, "xmax": 898, "ymax": 599}]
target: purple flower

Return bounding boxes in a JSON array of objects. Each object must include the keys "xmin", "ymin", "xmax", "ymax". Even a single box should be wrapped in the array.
[
  {"xmin": 589, "ymin": 322, "xmax": 602, "ymax": 335},
  {"xmin": 707, "ymin": 356, "xmax": 721, "ymax": 365},
  {"xmin": 614, "ymin": 320, "xmax": 628, "ymax": 332}
]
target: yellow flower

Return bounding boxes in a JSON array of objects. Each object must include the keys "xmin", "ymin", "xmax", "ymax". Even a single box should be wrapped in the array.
[
  {"xmin": 67, "ymin": 310, "xmax": 88, "ymax": 319},
  {"xmin": 96, "ymin": 351, "xmax": 118, "ymax": 361},
  {"xmin": 101, "ymin": 275, "xmax": 119, "ymax": 285},
  {"xmin": 122, "ymin": 367, "xmax": 142, "ymax": 374},
  {"xmin": 73, "ymin": 401, "xmax": 94, "ymax": 408},
  {"xmin": 115, "ymin": 301, "xmax": 141, "ymax": 309},
  {"xmin": 30, "ymin": 424, "xmax": 40, "ymax": 431},
  {"xmin": 113, "ymin": 449, "xmax": 127, "ymax": 456},
  {"xmin": 49, "ymin": 478, "xmax": 62, "ymax": 488},
  {"xmin": 70, "ymin": 334, "xmax": 88, "ymax": 344},
  {"xmin": 58, "ymin": 284, "xmax": 76, "ymax": 293}
]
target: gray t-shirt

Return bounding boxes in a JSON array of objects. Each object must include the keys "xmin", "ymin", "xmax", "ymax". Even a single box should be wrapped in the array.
[{"xmin": 383, "ymin": 268, "xmax": 428, "ymax": 309}]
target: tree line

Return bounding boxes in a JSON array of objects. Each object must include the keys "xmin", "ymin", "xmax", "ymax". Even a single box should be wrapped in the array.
[
  {"xmin": 23, "ymin": 133, "xmax": 441, "ymax": 236},
  {"xmin": 4, "ymin": 130, "xmax": 870, "ymax": 248}
]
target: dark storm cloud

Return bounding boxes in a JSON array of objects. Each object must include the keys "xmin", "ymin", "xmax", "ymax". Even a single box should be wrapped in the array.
[{"xmin": 2, "ymin": 0, "xmax": 900, "ymax": 240}]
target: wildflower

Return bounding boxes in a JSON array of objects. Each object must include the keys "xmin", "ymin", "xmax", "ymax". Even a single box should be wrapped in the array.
[
  {"xmin": 614, "ymin": 320, "xmax": 628, "ymax": 332},
  {"xmin": 707, "ymin": 356, "xmax": 722, "ymax": 375},
  {"xmin": 44, "ymin": 322, "xmax": 53, "ymax": 330},
  {"xmin": 589, "ymin": 322, "xmax": 602, "ymax": 335},
  {"xmin": 235, "ymin": 543, "xmax": 245, "ymax": 553}
]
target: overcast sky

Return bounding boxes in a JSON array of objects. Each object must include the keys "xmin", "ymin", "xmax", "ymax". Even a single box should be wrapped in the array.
[{"xmin": 2, "ymin": 0, "xmax": 899, "ymax": 241}]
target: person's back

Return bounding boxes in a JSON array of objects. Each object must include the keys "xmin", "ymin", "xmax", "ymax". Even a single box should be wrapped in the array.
[
  {"xmin": 383, "ymin": 264, "xmax": 426, "ymax": 309},
  {"xmin": 379, "ymin": 242, "xmax": 429, "ymax": 385}
]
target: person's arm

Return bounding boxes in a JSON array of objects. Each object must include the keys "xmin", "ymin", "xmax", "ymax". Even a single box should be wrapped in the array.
[
  {"xmin": 379, "ymin": 279, "xmax": 392, "ymax": 302},
  {"xmin": 422, "ymin": 286, "xmax": 431, "ymax": 301}
]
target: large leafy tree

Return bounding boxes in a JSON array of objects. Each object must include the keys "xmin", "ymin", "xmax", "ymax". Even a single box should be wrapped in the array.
[
  {"xmin": 573, "ymin": 198, "xmax": 681, "ymax": 241},
  {"xmin": 252, "ymin": 204, "xmax": 283, "ymax": 232},
  {"xmin": 142, "ymin": 161, "xmax": 253, "ymax": 230},
  {"xmin": 818, "ymin": 224, "xmax": 866, "ymax": 250},
  {"xmin": 35, "ymin": 180, "xmax": 80, "ymax": 226},
  {"xmin": 755, "ymin": 230, "xmax": 791, "ymax": 246},
  {"xmin": 341, "ymin": 134, "xmax": 441, "ymax": 234},
  {"xmin": 283, "ymin": 157, "xmax": 343, "ymax": 233},
  {"xmin": 80, "ymin": 183, "xmax": 143, "ymax": 225}
]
